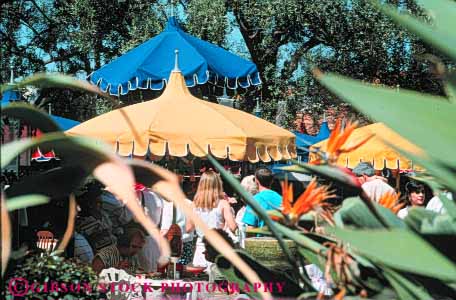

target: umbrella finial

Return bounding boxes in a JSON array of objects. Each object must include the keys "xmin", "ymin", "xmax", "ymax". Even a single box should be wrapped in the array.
[
  {"xmin": 173, "ymin": 49, "xmax": 180, "ymax": 72},
  {"xmin": 10, "ymin": 66, "xmax": 14, "ymax": 84}
]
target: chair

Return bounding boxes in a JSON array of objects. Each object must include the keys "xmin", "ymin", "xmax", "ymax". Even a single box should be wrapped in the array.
[
  {"xmin": 36, "ymin": 230, "xmax": 57, "ymax": 253},
  {"xmin": 99, "ymin": 268, "xmax": 144, "ymax": 300}
]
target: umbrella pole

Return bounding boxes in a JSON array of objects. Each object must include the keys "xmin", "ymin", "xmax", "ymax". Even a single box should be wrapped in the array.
[{"xmin": 395, "ymin": 168, "xmax": 401, "ymax": 192}]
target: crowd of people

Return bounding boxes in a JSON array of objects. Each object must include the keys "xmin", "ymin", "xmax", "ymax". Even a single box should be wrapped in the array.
[{"xmin": 9, "ymin": 161, "xmax": 451, "ymax": 293}]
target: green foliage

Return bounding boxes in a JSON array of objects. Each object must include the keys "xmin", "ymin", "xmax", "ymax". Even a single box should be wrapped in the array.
[
  {"xmin": 4, "ymin": 252, "xmax": 100, "ymax": 300},
  {"xmin": 185, "ymin": 0, "xmax": 228, "ymax": 46},
  {"xmin": 327, "ymin": 227, "xmax": 456, "ymax": 281}
]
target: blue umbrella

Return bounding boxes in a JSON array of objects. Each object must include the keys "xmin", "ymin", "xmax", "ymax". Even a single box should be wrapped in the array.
[
  {"xmin": 293, "ymin": 121, "xmax": 331, "ymax": 162},
  {"xmin": 294, "ymin": 121, "xmax": 330, "ymax": 148},
  {"xmin": 1, "ymin": 89, "xmax": 21, "ymax": 106},
  {"xmin": 89, "ymin": 17, "xmax": 261, "ymax": 96},
  {"xmin": 50, "ymin": 115, "xmax": 80, "ymax": 131}
]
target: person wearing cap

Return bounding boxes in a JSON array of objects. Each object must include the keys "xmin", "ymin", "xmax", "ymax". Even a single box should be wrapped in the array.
[{"xmin": 352, "ymin": 162, "xmax": 396, "ymax": 202}]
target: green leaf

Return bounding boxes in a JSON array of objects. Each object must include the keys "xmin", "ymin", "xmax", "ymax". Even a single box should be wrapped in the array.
[
  {"xmin": 275, "ymin": 223, "xmax": 325, "ymax": 254},
  {"xmin": 1, "ymin": 103, "xmax": 62, "ymax": 132},
  {"xmin": 327, "ymin": 227, "xmax": 456, "ymax": 281},
  {"xmin": 5, "ymin": 194, "xmax": 49, "ymax": 211},
  {"xmin": 335, "ymin": 197, "xmax": 406, "ymax": 229},
  {"xmin": 298, "ymin": 247, "xmax": 326, "ymax": 273},
  {"xmin": 382, "ymin": 266, "xmax": 432, "ymax": 300},
  {"xmin": 444, "ymin": 72, "xmax": 456, "ymax": 103},
  {"xmin": 421, "ymin": 215, "xmax": 456, "ymax": 235},
  {"xmin": 373, "ymin": 1, "xmax": 456, "ymax": 61},
  {"xmin": 316, "ymin": 72, "xmax": 456, "ymax": 169},
  {"xmin": 0, "ymin": 73, "xmax": 115, "ymax": 102},
  {"xmin": 404, "ymin": 207, "xmax": 440, "ymax": 232},
  {"xmin": 439, "ymin": 192, "xmax": 456, "ymax": 219},
  {"xmin": 246, "ymin": 227, "xmax": 273, "ymax": 236},
  {"xmin": 283, "ymin": 162, "xmax": 360, "ymax": 188},
  {"xmin": 415, "ymin": 0, "xmax": 456, "ymax": 30}
]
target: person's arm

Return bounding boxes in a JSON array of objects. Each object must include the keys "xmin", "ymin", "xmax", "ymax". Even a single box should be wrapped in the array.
[
  {"xmin": 221, "ymin": 200, "xmax": 237, "ymax": 232},
  {"xmin": 160, "ymin": 201, "xmax": 173, "ymax": 235},
  {"xmin": 186, "ymin": 218, "xmax": 195, "ymax": 233},
  {"xmin": 92, "ymin": 256, "xmax": 106, "ymax": 274}
]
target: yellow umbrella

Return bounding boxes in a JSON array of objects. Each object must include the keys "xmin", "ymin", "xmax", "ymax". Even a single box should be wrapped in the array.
[
  {"xmin": 309, "ymin": 122, "xmax": 424, "ymax": 170},
  {"xmin": 66, "ymin": 70, "xmax": 296, "ymax": 162}
]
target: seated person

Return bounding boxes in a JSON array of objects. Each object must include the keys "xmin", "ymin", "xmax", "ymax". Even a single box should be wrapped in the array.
[
  {"xmin": 242, "ymin": 167, "xmax": 282, "ymax": 229},
  {"xmin": 92, "ymin": 229, "xmax": 145, "ymax": 274},
  {"xmin": 76, "ymin": 185, "xmax": 117, "ymax": 252},
  {"xmin": 73, "ymin": 232, "xmax": 94, "ymax": 264},
  {"xmin": 202, "ymin": 228, "xmax": 236, "ymax": 283},
  {"xmin": 352, "ymin": 162, "xmax": 396, "ymax": 202}
]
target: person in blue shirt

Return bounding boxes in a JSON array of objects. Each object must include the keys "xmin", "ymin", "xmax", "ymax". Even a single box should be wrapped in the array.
[{"xmin": 242, "ymin": 167, "xmax": 282, "ymax": 228}]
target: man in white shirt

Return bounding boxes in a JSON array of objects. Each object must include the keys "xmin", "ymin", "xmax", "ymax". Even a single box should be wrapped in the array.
[
  {"xmin": 134, "ymin": 186, "xmax": 164, "ymax": 273},
  {"xmin": 161, "ymin": 198, "xmax": 194, "ymax": 265},
  {"xmin": 352, "ymin": 162, "xmax": 396, "ymax": 202},
  {"xmin": 426, "ymin": 191, "xmax": 453, "ymax": 214}
]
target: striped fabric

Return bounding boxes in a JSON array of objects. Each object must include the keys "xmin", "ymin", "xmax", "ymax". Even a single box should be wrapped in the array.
[{"xmin": 95, "ymin": 245, "xmax": 140, "ymax": 275}]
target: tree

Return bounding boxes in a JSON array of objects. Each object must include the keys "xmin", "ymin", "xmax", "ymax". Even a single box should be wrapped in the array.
[
  {"xmin": 220, "ymin": 0, "xmax": 446, "ymax": 127},
  {"xmin": 2, "ymin": 0, "xmax": 448, "ymax": 127},
  {"xmin": 1, "ymin": 0, "xmax": 164, "ymax": 120}
]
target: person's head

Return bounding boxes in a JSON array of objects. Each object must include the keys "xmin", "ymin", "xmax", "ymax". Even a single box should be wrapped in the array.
[
  {"xmin": 240, "ymin": 175, "xmax": 258, "ymax": 196},
  {"xmin": 255, "ymin": 167, "xmax": 274, "ymax": 189},
  {"xmin": 117, "ymin": 229, "xmax": 146, "ymax": 256},
  {"xmin": 352, "ymin": 162, "xmax": 376, "ymax": 184},
  {"xmin": 193, "ymin": 170, "xmax": 224, "ymax": 209},
  {"xmin": 203, "ymin": 229, "xmax": 235, "ymax": 263},
  {"xmin": 76, "ymin": 184, "xmax": 103, "ymax": 214},
  {"xmin": 405, "ymin": 181, "xmax": 425, "ymax": 206}
]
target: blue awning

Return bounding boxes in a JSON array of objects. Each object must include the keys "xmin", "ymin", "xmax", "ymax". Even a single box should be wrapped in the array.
[{"xmin": 89, "ymin": 17, "xmax": 261, "ymax": 96}]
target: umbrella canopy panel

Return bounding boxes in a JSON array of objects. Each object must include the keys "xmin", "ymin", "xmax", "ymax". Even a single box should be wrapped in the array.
[
  {"xmin": 309, "ymin": 122, "xmax": 424, "ymax": 171},
  {"xmin": 67, "ymin": 70, "xmax": 295, "ymax": 163},
  {"xmin": 295, "ymin": 121, "xmax": 330, "ymax": 148},
  {"xmin": 1, "ymin": 89, "xmax": 21, "ymax": 106},
  {"xmin": 50, "ymin": 115, "xmax": 80, "ymax": 131},
  {"xmin": 89, "ymin": 17, "xmax": 261, "ymax": 96}
]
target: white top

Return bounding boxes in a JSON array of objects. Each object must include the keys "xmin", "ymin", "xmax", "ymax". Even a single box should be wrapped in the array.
[
  {"xmin": 397, "ymin": 206, "xmax": 410, "ymax": 219},
  {"xmin": 362, "ymin": 179, "xmax": 396, "ymax": 202},
  {"xmin": 426, "ymin": 192, "xmax": 452, "ymax": 214},
  {"xmin": 161, "ymin": 198, "xmax": 194, "ymax": 242},
  {"xmin": 193, "ymin": 201, "xmax": 224, "ymax": 238},
  {"xmin": 135, "ymin": 189, "xmax": 164, "ymax": 273}
]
